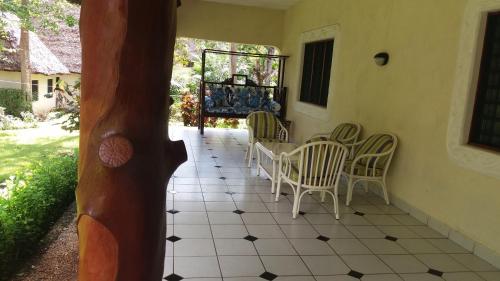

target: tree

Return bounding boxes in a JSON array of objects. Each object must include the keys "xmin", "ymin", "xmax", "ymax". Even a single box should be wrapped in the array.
[
  {"xmin": 230, "ymin": 42, "xmax": 237, "ymax": 75},
  {"xmin": 78, "ymin": 0, "xmax": 186, "ymax": 280},
  {"xmin": 19, "ymin": 0, "xmax": 30, "ymax": 100}
]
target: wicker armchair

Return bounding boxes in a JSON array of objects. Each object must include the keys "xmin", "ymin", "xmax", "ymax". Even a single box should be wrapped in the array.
[
  {"xmin": 342, "ymin": 133, "xmax": 398, "ymax": 206},
  {"xmin": 275, "ymin": 141, "xmax": 349, "ymax": 219},
  {"xmin": 246, "ymin": 111, "xmax": 288, "ymax": 167}
]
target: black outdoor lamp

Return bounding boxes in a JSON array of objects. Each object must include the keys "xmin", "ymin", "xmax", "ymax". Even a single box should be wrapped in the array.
[{"xmin": 374, "ymin": 52, "xmax": 390, "ymax": 66}]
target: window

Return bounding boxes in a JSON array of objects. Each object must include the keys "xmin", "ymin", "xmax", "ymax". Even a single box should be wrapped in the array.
[
  {"xmin": 31, "ymin": 80, "xmax": 39, "ymax": 101},
  {"xmin": 47, "ymin": 79, "xmax": 53, "ymax": 93},
  {"xmin": 299, "ymin": 39, "xmax": 334, "ymax": 107},
  {"xmin": 469, "ymin": 12, "xmax": 500, "ymax": 151}
]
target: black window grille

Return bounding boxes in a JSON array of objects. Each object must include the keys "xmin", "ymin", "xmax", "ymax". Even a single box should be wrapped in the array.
[
  {"xmin": 31, "ymin": 80, "xmax": 39, "ymax": 101},
  {"xmin": 470, "ymin": 12, "xmax": 500, "ymax": 151},
  {"xmin": 48, "ymin": 79, "xmax": 53, "ymax": 93},
  {"xmin": 299, "ymin": 39, "xmax": 334, "ymax": 107}
]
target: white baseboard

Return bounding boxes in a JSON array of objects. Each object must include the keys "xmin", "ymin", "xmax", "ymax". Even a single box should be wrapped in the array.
[{"xmin": 366, "ymin": 184, "xmax": 500, "ymax": 269}]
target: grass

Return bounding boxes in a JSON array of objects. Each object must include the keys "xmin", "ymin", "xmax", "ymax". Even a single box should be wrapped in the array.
[{"xmin": 0, "ymin": 123, "xmax": 78, "ymax": 182}]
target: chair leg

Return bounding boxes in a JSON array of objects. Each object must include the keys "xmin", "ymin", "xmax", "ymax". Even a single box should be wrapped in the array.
[
  {"xmin": 332, "ymin": 191, "xmax": 340, "ymax": 220},
  {"xmin": 364, "ymin": 181, "xmax": 369, "ymax": 193},
  {"xmin": 381, "ymin": 179, "xmax": 390, "ymax": 205},
  {"xmin": 247, "ymin": 143, "xmax": 254, "ymax": 167},
  {"xmin": 346, "ymin": 177, "xmax": 354, "ymax": 206},
  {"xmin": 245, "ymin": 144, "xmax": 249, "ymax": 160},
  {"xmin": 320, "ymin": 190, "xmax": 326, "ymax": 202},
  {"xmin": 275, "ymin": 174, "xmax": 283, "ymax": 202},
  {"xmin": 292, "ymin": 185, "xmax": 301, "ymax": 219}
]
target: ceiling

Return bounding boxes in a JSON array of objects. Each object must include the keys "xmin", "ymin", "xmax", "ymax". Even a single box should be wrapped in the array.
[{"xmin": 201, "ymin": 0, "xmax": 300, "ymax": 10}]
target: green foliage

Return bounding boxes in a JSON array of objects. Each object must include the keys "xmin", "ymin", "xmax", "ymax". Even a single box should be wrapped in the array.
[
  {"xmin": 60, "ymin": 95, "xmax": 79, "ymax": 132},
  {"xmin": 57, "ymin": 81, "xmax": 81, "ymax": 132},
  {"xmin": 0, "ymin": 0, "xmax": 77, "ymax": 32},
  {"xmin": 0, "ymin": 88, "xmax": 31, "ymax": 117},
  {"xmin": 0, "ymin": 152, "xmax": 78, "ymax": 280},
  {"xmin": 180, "ymin": 92, "xmax": 198, "ymax": 127}
]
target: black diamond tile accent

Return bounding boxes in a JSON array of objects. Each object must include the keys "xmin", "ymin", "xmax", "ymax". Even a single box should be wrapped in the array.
[
  {"xmin": 163, "ymin": 273, "xmax": 184, "ymax": 281},
  {"xmin": 385, "ymin": 235, "xmax": 398, "ymax": 242},
  {"xmin": 259, "ymin": 271, "xmax": 278, "ymax": 280},
  {"xmin": 219, "ymin": 177, "xmax": 227, "ymax": 180},
  {"xmin": 166, "ymin": 235, "xmax": 182, "ymax": 243},
  {"xmin": 164, "ymin": 273, "xmax": 183, "ymax": 281},
  {"xmin": 215, "ymin": 165, "xmax": 222, "ymax": 168},
  {"xmin": 244, "ymin": 235, "xmax": 258, "ymax": 242},
  {"xmin": 316, "ymin": 235, "xmax": 330, "ymax": 242},
  {"xmin": 354, "ymin": 211, "xmax": 365, "ymax": 216},
  {"xmin": 298, "ymin": 211, "xmax": 306, "ymax": 215},
  {"xmin": 233, "ymin": 209, "xmax": 245, "ymax": 214},
  {"xmin": 348, "ymin": 270, "xmax": 364, "ymax": 279},
  {"xmin": 211, "ymin": 156, "xmax": 218, "ymax": 159},
  {"xmin": 167, "ymin": 209, "xmax": 180, "ymax": 214},
  {"xmin": 280, "ymin": 192, "xmax": 288, "ymax": 196},
  {"xmin": 207, "ymin": 148, "xmax": 213, "ymax": 151},
  {"xmin": 225, "ymin": 191, "xmax": 236, "ymax": 195},
  {"xmin": 427, "ymin": 268, "xmax": 443, "ymax": 277}
]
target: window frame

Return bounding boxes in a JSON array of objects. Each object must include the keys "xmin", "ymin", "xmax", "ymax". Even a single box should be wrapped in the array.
[
  {"xmin": 447, "ymin": 0, "xmax": 500, "ymax": 179},
  {"xmin": 47, "ymin": 78, "xmax": 54, "ymax": 93},
  {"xmin": 467, "ymin": 11, "xmax": 500, "ymax": 152},
  {"xmin": 294, "ymin": 25, "xmax": 341, "ymax": 121},
  {"xmin": 299, "ymin": 39, "xmax": 334, "ymax": 107},
  {"xmin": 31, "ymin": 80, "xmax": 39, "ymax": 101}
]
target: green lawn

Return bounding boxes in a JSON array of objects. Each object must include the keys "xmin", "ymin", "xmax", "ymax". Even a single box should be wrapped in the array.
[{"xmin": 0, "ymin": 123, "xmax": 79, "ymax": 182}]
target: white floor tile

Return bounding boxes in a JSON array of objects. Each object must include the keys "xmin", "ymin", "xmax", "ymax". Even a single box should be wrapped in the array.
[
  {"xmin": 219, "ymin": 256, "xmax": 265, "ymax": 277},
  {"xmin": 289, "ymin": 239, "xmax": 335, "ymax": 255},
  {"xmin": 254, "ymin": 239, "xmax": 297, "ymax": 256},
  {"xmin": 341, "ymin": 254, "xmax": 393, "ymax": 274},
  {"xmin": 302, "ymin": 255, "xmax": 350, "ymax": 275},
  {"xmin": 214, "ymin": 238, "xmax": 257, "ymax": 255},
  {"xmin": 261, "ymin": 256, "xmax": 311, "ymax": 276}
]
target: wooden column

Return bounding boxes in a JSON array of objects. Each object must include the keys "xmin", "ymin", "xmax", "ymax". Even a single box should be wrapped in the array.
[{"xmin": 77, "ymin": 0, "xmax": 186, "ymax": 280}]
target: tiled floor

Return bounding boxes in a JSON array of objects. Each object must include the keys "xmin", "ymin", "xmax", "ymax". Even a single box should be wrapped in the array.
[{"xmin": 164, "ymin": 127, "xmax": 500, "ymax": 281}]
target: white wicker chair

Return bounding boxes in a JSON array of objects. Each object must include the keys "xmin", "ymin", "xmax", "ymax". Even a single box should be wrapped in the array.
[
  {"xmin": 275, "ymin": 141, "xmax": 349, "ymax": 219},
  {"xmin": 311, "ymin": 123, "xmax": 362, "ymax": 158},
  {"xmin": 245, "ymin": 111, "xmax": 288, "ymax": 167},
  {"xmin": 342, "ymin": 133, "xmax": 398, "ymax": 206}
]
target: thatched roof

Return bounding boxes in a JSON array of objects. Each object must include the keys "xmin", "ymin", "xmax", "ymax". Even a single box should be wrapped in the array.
[
  {"xmin": 0, "ymin": 13, "xmax": 70, "ymax": 75},
  {"xmin": 37, "ymin": 3, "xmax": 81, "ymax": 73}
]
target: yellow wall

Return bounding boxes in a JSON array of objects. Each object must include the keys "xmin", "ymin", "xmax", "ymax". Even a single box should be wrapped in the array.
[
  {"xmin": 282, "ymin": 0, "xmax": 500, "ymax": 256},
  {"xmin": 177, "ymin": 0, "xmax": 284, "ymax": 48}
]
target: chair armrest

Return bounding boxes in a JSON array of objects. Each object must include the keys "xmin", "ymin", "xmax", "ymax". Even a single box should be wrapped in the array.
[
  {"xmin": 247, "ymin": 125, "xmax": 255, "ymax": 143},
  {"xmin": 311, "ymin": 132, "xmax": 331, "ymax": 139},
  {"xmin": 348, "ymin": 150, "xmax": 394, "ymax": 176},
  {"xmin": 277, "ymin": 121, "xmax": 289, "ymax": 142}
]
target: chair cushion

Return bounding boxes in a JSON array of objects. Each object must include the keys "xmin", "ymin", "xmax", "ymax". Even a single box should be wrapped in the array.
[
  {"xmin": 305, "ymin": 136, "xmax": 329, "ymax": 144},
  {"xmin": 287, "ymin": 144, "xmax": 343, "ymax": 184},
  {"xmin": 354, "ymin": 134, "xmax": 395, "ymax": 168},
  {"xmin": 330, "ymin": 123, "xmax": 358, "ymax": 142},
  {"xmin": 253, "ymin": 137, "xmax": 286, "ymax": 144},
  {"xmin": 247, "ymin": 112, "xmax": 279, "ymax": 139},
  {"xmin": 343, "ymin": 160, "xmax": 384, "ymax": 177}
]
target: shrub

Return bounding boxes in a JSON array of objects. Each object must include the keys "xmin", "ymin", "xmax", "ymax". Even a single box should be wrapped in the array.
[
  {"xmin": 0, "ymin": 110, "xmax": 38, "ymax": 130},
  {"xmin": 0, "ymin": 89, "xmax": 32, "ymax": 117},
  {"xmin": 0, "ymin": 152, "xmax": 78, "ymax": 280},
  {"xmin": 180, "ymin": 92, "xmax": 199, "ymax": 126}
]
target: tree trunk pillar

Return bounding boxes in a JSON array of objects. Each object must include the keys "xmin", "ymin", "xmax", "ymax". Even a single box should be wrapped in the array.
[{"xmin": 77, "ymin": 1, "xmax": 186, "ymax": 280}]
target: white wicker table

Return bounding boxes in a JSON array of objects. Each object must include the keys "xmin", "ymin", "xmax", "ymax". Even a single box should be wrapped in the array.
[{"xmin": 255, "ymin": 141, "xmax": 298, "ymax": 193}]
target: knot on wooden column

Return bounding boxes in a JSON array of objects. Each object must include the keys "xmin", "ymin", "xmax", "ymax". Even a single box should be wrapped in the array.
[{"xmin": 99, "ymin": 135, "xmax": 133, "ymax": 168}]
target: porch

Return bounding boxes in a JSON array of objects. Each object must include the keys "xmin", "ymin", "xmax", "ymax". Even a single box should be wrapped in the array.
[{"xmin": 163, "ymin": 127, "xmax": 499, "ymax": 281}]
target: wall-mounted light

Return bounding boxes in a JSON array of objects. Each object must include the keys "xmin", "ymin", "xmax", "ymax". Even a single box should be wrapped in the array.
[{"xmin": 374, "ymin": 52, "xmax": 390, "ymax": 66}]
